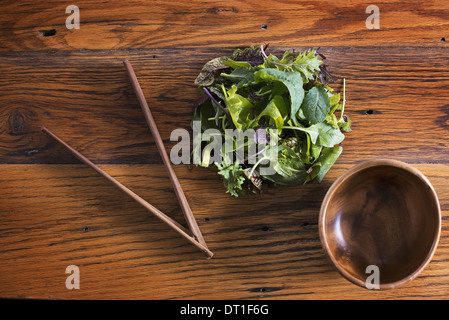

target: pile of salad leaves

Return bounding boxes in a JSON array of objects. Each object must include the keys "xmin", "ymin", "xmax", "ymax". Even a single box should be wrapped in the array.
[{"xmin": 192, "ymin": 44, "xmax": 352, "ymax": 197}]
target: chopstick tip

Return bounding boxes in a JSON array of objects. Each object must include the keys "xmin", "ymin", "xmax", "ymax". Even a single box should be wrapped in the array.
[{"xmin": 205, "ymin": 249, "xmax": 214, "ymax": 259}]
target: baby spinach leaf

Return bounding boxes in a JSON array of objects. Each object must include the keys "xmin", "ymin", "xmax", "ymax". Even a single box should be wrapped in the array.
[
  {"xmin": 301, "ymin": 87, "xmax": 330, "ymax": 124},
  {"xmin": 313, "ymin": 122, "xmax": 345, "ymax": 147},
  {"xmin": 254, "ymin": 68, "xmax": 304, "ymax": 117},
  {"xmin": 315, "ymin": 146, "xmax": 343, "ymax": 182},
  {"xmin": 220, "ymin": 67, "xmax": 255, "ymax": 87}
]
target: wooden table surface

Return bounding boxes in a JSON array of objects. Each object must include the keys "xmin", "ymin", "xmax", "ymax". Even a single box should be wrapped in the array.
[{"xmin": 1, "ymin": 0, "xmax": 449, "ymax": 300}]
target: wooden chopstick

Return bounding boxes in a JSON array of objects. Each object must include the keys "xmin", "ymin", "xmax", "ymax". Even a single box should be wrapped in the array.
[
  {"xmin": 41, "ymin": 126, "xmax": 213, "ymax": 259},
  {"xmin": 123, "ymin": 60, "xmax": 209, "ymax": 248}
]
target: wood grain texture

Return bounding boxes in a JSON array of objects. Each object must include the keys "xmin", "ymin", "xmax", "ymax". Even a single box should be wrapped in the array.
[
  {"xmin": 1, "ymin": 0, "xmax": 449, "ymax": 51},
  {"xmin": 1, "ymin": 47, "xmax": 449, "ymax": 165},
  {"xmin": 0, "ymin": 164, "xmax": 448, "ymax": 299},
  {"xmin": 1, "ymin": 0, "xmax": 449, "ymax": 300}
]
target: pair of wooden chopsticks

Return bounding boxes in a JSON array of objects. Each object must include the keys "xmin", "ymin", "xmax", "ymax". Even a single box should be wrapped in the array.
[{"xmin": 41, "ymin": 60, "xmax": 213, "ymax": 259}]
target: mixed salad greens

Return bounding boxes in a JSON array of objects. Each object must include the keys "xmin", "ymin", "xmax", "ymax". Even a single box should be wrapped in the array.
[{"xmin": 192, "ymin": 44, "xmax": 352, "ymax": 197}]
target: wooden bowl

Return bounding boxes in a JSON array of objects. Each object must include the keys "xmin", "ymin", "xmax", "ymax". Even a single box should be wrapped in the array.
[{"xmin": 319, "ymin": 159, "xmax": 441, "ymax": 289}]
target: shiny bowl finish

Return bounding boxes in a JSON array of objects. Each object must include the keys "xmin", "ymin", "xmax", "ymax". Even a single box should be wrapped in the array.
[{"xmin": 319, "ymin": 159, "xmax": 441, "ymax": 289}]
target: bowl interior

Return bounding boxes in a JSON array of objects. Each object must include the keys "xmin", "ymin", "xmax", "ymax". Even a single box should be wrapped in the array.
[{"xmin": 320, "ymin": 162, "xmax": 440, "ymax": 288}]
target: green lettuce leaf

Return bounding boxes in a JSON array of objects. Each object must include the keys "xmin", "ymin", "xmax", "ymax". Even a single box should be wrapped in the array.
[
  {"xmin": 220, "ymin": 67, "xmax": 255, "ymax": 87},
  {"xmin": 254, "ymin": 68, "xmax": 304, "ymax": 117},
  {"xmin": 315, "ymin": 146, "xmax": 343, "ymax": 182},
  {"xmin": 260, "ymin": 145, "xmax": 307, "ymax": 186},
  {"xmin": 313, "ymin": 122, "xmax": 345, "ymax": 147},
  {"xmin": 301, "ymin": 87, "xmax": 330, "ymax": 124},
  {"xmin": 258, "ymin": 95, "xmax": 286, "ymax": 129},
  {"xmin": 223, "ymin": 60, "xmax": 253, "ymax": 69},
  {"xmin": 223, "ymin": 85, "xmax": 254, "ymax": 130}
]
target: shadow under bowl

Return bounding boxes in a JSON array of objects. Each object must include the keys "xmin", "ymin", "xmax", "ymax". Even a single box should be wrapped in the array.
[{"xmin": 319, "ymin": 159, "xmax": 441, "ymax": 289}]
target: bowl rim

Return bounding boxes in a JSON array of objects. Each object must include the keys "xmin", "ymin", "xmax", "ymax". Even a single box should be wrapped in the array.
[{"xmin": 319, "ymin": 158, "xmax": 442, "ymax": 290}]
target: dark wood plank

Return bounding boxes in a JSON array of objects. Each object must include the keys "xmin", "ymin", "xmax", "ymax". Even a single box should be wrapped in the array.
[
  {"xmin": 2, "ymin": 0, "xmax": 449, "ymax": 303},
  {"xmin": 0, "ymin": 47, "xmax": 448, "ymax": 164},
  {"xmin": 1, "ymin": 0, "xmax": 449, "ymax": 52},
  {"xmin": 0, "ymin": 163, "xmax": 447, "ymax": 299}
]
